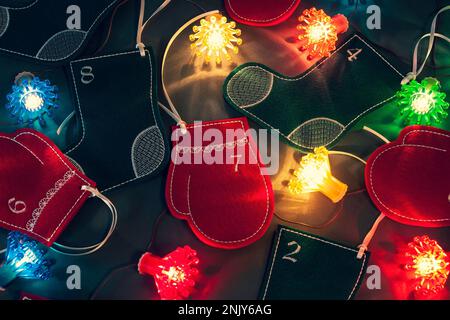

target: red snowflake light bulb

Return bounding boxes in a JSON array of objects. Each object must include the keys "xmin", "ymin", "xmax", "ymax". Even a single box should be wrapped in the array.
[
  {"xmin": 297, "ymin": 7, "xmax": 348, "ymax": 60},
  {"xmin": 138, "ymin": 246, "xmax": 200, "ymax": 300},
  {"xmin": 405, "ymin": 235, "xmax": 450, "ymax": 295}
]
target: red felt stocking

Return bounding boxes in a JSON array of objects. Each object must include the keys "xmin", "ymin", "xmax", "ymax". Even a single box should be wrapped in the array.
[
  {"xmin": 166, "ymin": 117, "xmax": 274, "ymax": 249},
  {"xmin": 365, "ymin": 126, "xmax": 450, "ymax": 228}
]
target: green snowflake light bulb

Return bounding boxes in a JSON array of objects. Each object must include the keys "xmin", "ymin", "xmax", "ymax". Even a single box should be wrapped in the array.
[{"xmin": 396, "ymin": 77, "xmax": 449, "ymax": 125}]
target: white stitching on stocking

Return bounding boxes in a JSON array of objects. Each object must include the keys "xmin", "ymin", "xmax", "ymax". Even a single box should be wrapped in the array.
[{"xmin": 261, "ymin": 227, "xmax": 367, "ymax": 300}]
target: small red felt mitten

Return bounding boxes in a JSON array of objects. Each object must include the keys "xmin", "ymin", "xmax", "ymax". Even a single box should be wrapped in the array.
[
  {"xmin": 365, "ymin": 126, "xmax": 450, "ymax": 228},
  {"xmin": 0, "ymin": 129, "xmax": 96, "ymax": 246},
  {"xmin": 224, "ymin": 0, "xmax": 301, "ymax": 27},
  {"xmin": 166, "ymin": 117, "xmax": 274, "ymax": 249}
]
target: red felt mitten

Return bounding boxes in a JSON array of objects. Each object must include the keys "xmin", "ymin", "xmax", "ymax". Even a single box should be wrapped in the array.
[
  {"xmin": 166, "ymin": 117, "xmax": 274, "ymax": 249},
  {"xmin": 0, "ymin": 129, "xmax": 95, "ymax": 246},
  {"xmin": 224, "ymin": 0, "xmax": 301, "ymax": 26},
  {"xmin": 365, "ymin": 126, "xmax": 450, "ymax": 228}
]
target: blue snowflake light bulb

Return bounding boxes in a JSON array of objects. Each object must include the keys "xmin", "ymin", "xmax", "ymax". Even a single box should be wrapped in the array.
[
  {"xmin": 5, "ymin": 72, "xmax": 59, "ymax": 126},
  {"xmin": 0, "ymin": 232, "xmax": 52, "ymax": 290}
]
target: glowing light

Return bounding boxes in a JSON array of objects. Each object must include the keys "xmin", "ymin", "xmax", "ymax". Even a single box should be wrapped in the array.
[
  {"xmin": 297, "ymin": 7, "xmax": 348, "ymax": 60},
  {"xmin": 288, "ymin": 146, "xmax": 348, "ymax": 203},
  {"xmin": 23, "ymin": 92, "xmax": 44, "ymax": 112},
  {"xmin": 0, "ymin": 232, "xmax": 52, "ymax": 290},
  {"xmin": 189, "ymin": 14, "xmax": 242, "ymax": 64},
  {"xmin": 396, "ymin": 77, "xmax": 449, "ymax": 125},
  {"xmin": 405, "ymin": 235, "xmax": 449, "ymax": 295},
  {"xmin": 5, "ymin": 73, "xmax": 59, "ymax": 126},
  {"xmin": 138, "ymin": 246, "xmax": 200, "ymax": 300}
]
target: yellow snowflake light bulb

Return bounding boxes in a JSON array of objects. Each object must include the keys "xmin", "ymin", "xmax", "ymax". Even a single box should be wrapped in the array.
[
  {"xmin": 189, "ymin": 14, "xmax": 242, "ymax": 64},
  {"xmin": 288, "ymin": 147, "xmax": 348, "ymax": 203}
]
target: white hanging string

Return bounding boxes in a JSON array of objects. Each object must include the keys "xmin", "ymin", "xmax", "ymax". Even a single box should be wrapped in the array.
[
  {"xmin": 51, "ymin": 186, "xmax": 118, "ymax": 256},
  {"xmin": 160, "ymin": 10, "xmax": 219, "ymax": 133},
  {"xmin": 136, "ymin": 0, "xmax": 172, "ymax": 55},
  {"xmin": 56, "ymin": 111, "xmax": 75, "ymax": 135},
  {"xmin": 401, "ymin": 5, "xmax": 450, "ymax": 84},
  {"xmin": 329, "ymin": 150, "xmax": 367, "ymax": 165},
  {"xmin": 363, "ymin": 126, "xmax": 390, "ymax": 144},
  {"xmin": 357, "ymin": 213, "xmax": 385, "ymax": 259}
]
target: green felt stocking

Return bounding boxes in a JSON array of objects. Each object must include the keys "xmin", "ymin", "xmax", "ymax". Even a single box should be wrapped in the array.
[
  {"xmin": 0, "ymin": 0, "xmax": 121, "ymax": 64},
  {"xmin": 224, "ymin": 34, "xmax": 404, "ymax": 152},
  {"xmin": 259, "ymin": 225, "xmax": 370, "ymax": 300},
  {"xmin": 65, "ymin": 48, "xmax": 169, "ymax": 193}
]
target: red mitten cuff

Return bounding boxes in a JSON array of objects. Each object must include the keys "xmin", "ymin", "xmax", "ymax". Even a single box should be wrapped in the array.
[
  {"xmin": 0, "ymin": 129, "xmax": 95, "ymax": 246},
  {"xmin": 166, "ymin": 117, "xmax": 274, "ymax": 249},
  {"xmin": 365, "ymin": 126, "xmax": 450, "ymax": 228}
]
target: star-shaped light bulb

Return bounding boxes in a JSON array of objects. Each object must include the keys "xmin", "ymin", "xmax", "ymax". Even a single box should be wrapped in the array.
[
  {"xmin": 138, "ymin": 246, "xmax": 200, "ymax": 300},
  {"xmin": 0, "ymin": 232, "xmax": 52, "ymax": 291},
  {"xmin": 396, "ymin": 77, "xmax": 449, "ymax": 124},
  {"xmin": 297, "ymin": 7, "xmax": 348, "ymax": 60},
  {"xmin": 405, "ymin": 235, "xmax": 450, "ymax": 295},
  {"xmin": 288, "ymin": 147, "xmax": 348, "ymax": 203},
  {"xmin": 189, "ymin": 14, "xmax": 242, "ymax": 64},
  {"xmin": 5, "ymin": 72, "xmax": 59, "ymax": 126}
]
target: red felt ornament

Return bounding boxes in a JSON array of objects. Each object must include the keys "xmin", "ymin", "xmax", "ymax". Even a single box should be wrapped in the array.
[
  {"xmin": 224, "ymin": 0, "xmax": 301, "ymax": 27},
  {"xmin": 19, "ymin": 292, "xmax": 48, "ymax": 300},
  {"xmin": 165, "ymin": 117, "xmax": 274, "ymax": 249},
  {"xmin": 365, "ymin": 126, "xmax": 450, "ymax": 228},
  {"xmin": 0, "ymin": 129, "xmax": 96, "ymax": 246},
  {"xmin": 138, "ymin": 246, "xmax": 200, "ymax": 300}
]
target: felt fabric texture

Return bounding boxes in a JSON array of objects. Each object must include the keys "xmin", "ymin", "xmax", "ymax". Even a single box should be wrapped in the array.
[
  {"xmin": 259, "ymin": 225, "xmax": 370, "ymax": 300},
  {"xmin": 19, "ymin": 292, "xmax": 48, "ymax": 300},
  {"xmin": 0, "ymin": 129, "xmax": 95, "ymax": 246},
  {"xmin": 65, "ymin": 48, "xmax": 169, "ymax": 193},
  {"xmin": 224, "ymin": 0, "xmax": 301, "ymax": 27},
  {"xmin": 223, "ymin": 34, "xmax": 404, "ymax": 152},
  {"xmin": 365, "ymin": 125, "xmax": 450, "ymax": 228},
  {"xmin": 165, "ymin": 117, "xmax": 274, "ymax": 250},
  {"xmin": 0, "ymin": 0, "xmax": 120, "ymax": 64}
]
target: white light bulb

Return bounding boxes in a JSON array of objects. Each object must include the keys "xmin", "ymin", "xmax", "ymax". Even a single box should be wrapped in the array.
[
  {"xmin": 411, "ymin": 92, "xmax": 435, "ymax": 114},
  {"xmin": 23, "ymin": 92, "xmax": 44, "ymax": 112}
]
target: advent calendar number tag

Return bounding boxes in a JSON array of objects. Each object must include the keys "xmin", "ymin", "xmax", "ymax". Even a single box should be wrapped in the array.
[{"xmin": 259, "ymin": 225, "xmax": 370, "ymax": 300}]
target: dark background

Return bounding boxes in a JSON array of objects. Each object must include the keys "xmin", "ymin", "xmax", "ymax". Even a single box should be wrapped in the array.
[{"xmin": 0, "ymin": 0, "xmax": 449, "ymax": 300}]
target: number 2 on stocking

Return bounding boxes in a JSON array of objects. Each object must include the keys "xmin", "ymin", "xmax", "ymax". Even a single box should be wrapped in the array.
[{"xmin": 282, "ymin": 241, "xmax": 301, "ymax": 263}]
